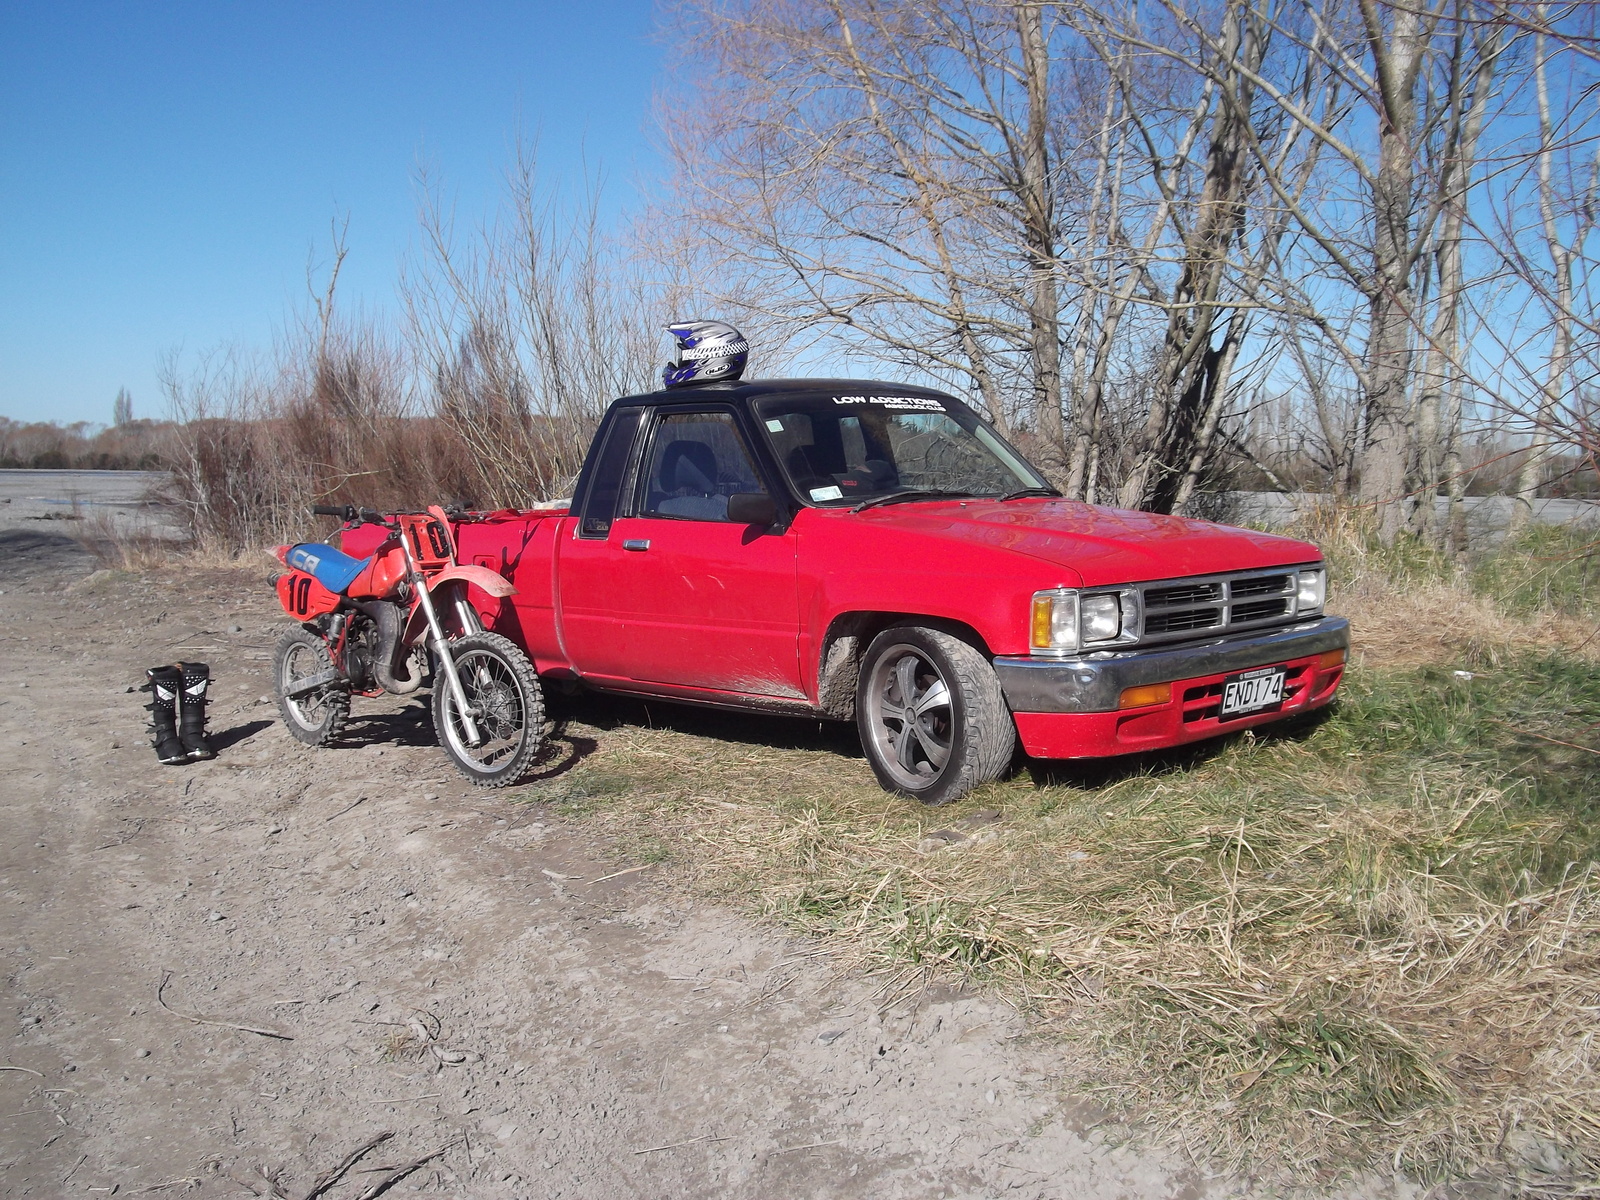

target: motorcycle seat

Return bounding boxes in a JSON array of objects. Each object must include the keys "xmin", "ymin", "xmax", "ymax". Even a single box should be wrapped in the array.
[{"xmin": 286, "ymin": 543, "xmax": 372, "ymax": 595}]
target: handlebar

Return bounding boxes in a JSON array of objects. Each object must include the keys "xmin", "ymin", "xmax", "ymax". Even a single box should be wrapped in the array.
[{"xmin": 310, "ymin": 504, "xmax": 395, "ymax": 528}]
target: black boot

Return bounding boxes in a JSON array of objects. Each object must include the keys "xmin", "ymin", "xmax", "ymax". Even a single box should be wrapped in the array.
[
  {"xmin": 143, "ymin": 665, "xmax": 188, "ymax": 765},
  {"xmin": 178, "ymin": 661, "xmax": 216, "ymax": 761}
]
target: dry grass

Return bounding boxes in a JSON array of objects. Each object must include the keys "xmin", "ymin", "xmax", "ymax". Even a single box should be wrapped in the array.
[
  {"xmin": 510, "ymin": 520, "xmax": 1600, "ymax": 1191},
  {"xmin": 1298, "ymin": 506, "xmax": 1600, "ymax": 668}
]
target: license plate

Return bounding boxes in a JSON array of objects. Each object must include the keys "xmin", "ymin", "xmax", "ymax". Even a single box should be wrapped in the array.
[{"xmin": 1219, "ymin": 665, "xmax": 1287, "ymax": 720}]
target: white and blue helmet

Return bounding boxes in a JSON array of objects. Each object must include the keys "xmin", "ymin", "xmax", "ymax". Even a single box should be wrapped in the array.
[{"xmin": 662, "ymin": 320, "xmax": 749, "ymax": 389}]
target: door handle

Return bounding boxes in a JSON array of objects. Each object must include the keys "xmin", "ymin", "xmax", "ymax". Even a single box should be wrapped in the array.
[{"xmin": 622, "ymin": 539, "xmax": 651, "ymax": 552}]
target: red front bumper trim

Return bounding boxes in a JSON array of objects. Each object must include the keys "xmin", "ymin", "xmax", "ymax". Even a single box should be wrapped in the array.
[{"xmin": 1013, "ymin": 651, "xmax": 1344, "ymax": 760}]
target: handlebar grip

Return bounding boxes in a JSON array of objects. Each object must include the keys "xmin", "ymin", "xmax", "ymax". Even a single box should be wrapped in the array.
[{"xmin": 311, "ymin": 504, "xmax": 354, "ymax": 519}]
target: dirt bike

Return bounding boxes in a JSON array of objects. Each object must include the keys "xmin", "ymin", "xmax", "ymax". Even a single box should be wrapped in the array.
[{"xmin": 269, "ymin": 503, "xmax": 544, "ymax": 787}]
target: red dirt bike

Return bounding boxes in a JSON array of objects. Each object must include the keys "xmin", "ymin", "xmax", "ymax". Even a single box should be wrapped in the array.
[{"xmin": 269, "ymin": 504, "xmax": 545, "ymax": 787}]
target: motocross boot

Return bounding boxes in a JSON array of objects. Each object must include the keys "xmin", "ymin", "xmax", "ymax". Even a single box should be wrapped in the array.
[
  {"xmin": 178, "ymin": 661, "xmax": 216, "ymax": 760},
  {"xmin": 143, "ymin": 665, "xmax": 188, "ymax": 765}
]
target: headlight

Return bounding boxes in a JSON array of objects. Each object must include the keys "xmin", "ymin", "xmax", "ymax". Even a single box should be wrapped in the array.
[
  {"xmin": 1031, "ymin": 589, "xmax": 1128, "ymax": 655},
  {"xmin": 1297, "ymin": 568, "xmax": 1326, "ymax": 612},
  {"xmin": 1081, "ymin": 593, "xmax": 1122, "ymax": 642},
  {"xmin": 1031, "ymin": 589, "xmax": 1079, "ymax": 654}
]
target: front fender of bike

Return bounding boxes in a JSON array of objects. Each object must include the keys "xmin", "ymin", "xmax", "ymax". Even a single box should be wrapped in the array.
[
  {"xmin": 429, "ymin": 564, "xmax": 517, "ymax": 600},
  {"xmin": 398, "ymin": 565, "xmax": 518, "ymax": 649}
]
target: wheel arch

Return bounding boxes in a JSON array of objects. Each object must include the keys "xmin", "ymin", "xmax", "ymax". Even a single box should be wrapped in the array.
[{"xmin": 815, "ymin": 610, "xmax": 996, "ymax": 720}]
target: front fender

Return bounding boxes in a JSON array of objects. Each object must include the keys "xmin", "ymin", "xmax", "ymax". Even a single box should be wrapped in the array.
[{"xmin": 428, "ymin": 564, "xmax": 517, "ymax": 599}]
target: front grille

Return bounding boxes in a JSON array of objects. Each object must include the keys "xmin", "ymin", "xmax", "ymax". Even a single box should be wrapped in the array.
[
  {"xmin": 1232, "ymin": 597, "xmax": 1291, "ymax": 622},
  {"xmin": 1230, "ymin": 573, "xmax": 1292, "ymax": 598},
  {"xmin": 1144, "ymin": 608, "xmax": 1223, "ymax": 634},
  {"xmin": 1134, "ymin": 567, "xmax": 1307, "ymax": 647},
  {"xmin": 1144, "ymin": 581, "xmax": 1222, "ymax": 607}
]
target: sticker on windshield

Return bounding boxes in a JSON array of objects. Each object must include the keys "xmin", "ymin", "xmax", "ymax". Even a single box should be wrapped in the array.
[
  {"xmin": 831, "ymin": 394, "xmax": 944, "ymax": 412},
  {"xmin": 765, "ymin": 418, "xmax": 784, "ymax": 432},
  {"xmin": 809, "ymin": 485, "xmax": 844, "ymax": 501}
]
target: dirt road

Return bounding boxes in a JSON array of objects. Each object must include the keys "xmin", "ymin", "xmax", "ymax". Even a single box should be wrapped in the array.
[{"xmin": 0, "ymin": 529, "xmax": 1211, "ymax": 1200}]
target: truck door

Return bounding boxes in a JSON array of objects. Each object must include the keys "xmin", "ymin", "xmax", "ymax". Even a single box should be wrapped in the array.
[
  {"xmin": 610, "ymin": 408, "xmax": 804, "ymax": 698},
  {"xmin": 555, "ymin": 408, "xmax": 647, "ymax": 680}
]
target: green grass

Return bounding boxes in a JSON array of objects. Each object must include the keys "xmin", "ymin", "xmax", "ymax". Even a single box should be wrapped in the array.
[{"xmin": 1471, "ymin": 524, "xmax": 1600, "ymax": 616}]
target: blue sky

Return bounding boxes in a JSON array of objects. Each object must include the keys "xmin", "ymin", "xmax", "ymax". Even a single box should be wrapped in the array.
[{"xmin": 0, "ymin": 1, "xmax": 664, "ymax": 425}]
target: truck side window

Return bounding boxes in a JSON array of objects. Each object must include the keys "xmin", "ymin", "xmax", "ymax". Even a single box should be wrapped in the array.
[
  {"xmin": 576, "ymin": 409, "xmax": 643, "ymax": 538},
  {"xmin": 641, "ymin": 412, "xmax": 764, "ymax": 522}
]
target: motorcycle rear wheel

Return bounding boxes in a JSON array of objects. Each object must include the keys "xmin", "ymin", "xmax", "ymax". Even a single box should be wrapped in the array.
[
  {"xmin": 274, "ymin": 626, "xmax": 351, "ymax": 746},
  {"xmin": 432, "ymin": 632, "xmax": 545, "ymax": 787}
]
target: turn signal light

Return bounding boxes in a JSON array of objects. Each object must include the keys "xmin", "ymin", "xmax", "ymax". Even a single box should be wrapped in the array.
[
  {"xmin": 1317, "ymin": 649, "xmax": 1347, "ymax": 670},
  {"xmin": 1118, "ymin": 682, "xmax": 1172, "ymax": 710},
  {"xmin": 1031, "ymin": 595, "xmax": 1055, "ymax": 649}
]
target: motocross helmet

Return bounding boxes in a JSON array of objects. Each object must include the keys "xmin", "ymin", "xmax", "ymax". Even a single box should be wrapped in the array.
[{"xmin": 661, "ymin": 320, "xmax": 749, "ymax": 389}]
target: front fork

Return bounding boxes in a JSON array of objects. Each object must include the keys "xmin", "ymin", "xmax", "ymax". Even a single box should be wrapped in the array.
[{"xmin": 402, "ymin": 543, "xmax": 483, "ymax": 746}]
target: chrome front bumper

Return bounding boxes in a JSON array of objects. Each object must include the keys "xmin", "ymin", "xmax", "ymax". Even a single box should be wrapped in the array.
[{"xmin": 991, "ymin": 616, "xmax": 1349, "ymax": 714}]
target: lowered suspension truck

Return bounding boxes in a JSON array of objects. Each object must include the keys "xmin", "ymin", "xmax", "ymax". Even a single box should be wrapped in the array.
[{"xmin": 273, "ymin": 324, "xmax": 1347, "ymax": 802}]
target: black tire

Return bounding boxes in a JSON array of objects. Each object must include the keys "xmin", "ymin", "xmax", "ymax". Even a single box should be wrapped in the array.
[
  {"xmin": 273, "ymin": 626, "xmax": 350, "ymax": 746},
  {"xmin": 432, "ymin": 632, "xmax": 545, "ymax": 788},
  {"xmin": 856, "ymin": 626, "xmax": 1015, "ymax": 806}
]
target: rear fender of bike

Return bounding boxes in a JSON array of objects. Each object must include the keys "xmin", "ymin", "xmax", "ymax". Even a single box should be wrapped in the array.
[{"xmin": 276, "ymin": 569, "xmax": 342, "ymax": 620}]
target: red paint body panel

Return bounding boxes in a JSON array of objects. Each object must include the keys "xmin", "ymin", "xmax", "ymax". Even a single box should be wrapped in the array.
[
  {"xmin": 344, "ymin": 545, "xmax": 407, "ymax": 600},
  {"xmin": 605, "ymin": 515, "xmax": 803, "ymax": 696},
  {"xmin": 276, "ymin": 569, "xmax": 341, "ymax": 620},
  {"xmin": 452, "ymin": 512, "xmax": 567, "ymax": 670},
  {"xmin": 1013, "ymin": 657, "xmax": 1344, "ymax": 759},
  {"xmin": 817, "ymin": 497, "xmax": 1320, "ymax": 591}
]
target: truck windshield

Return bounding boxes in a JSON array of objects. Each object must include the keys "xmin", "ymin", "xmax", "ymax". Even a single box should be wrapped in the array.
[{"xmin": 754, "ymin": 393, "xmax": 1047, "ymax": 507}]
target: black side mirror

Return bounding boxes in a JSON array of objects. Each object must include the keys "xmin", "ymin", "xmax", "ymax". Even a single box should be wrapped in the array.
[{"xmin": 727, "ymin": 492, "xmax": 778, "ymax": 527}]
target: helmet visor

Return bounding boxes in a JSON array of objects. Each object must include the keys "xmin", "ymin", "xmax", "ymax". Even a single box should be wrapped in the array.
[{"xmin": 660, "ymin": 329, "xmax": 687, "ymax": 371}]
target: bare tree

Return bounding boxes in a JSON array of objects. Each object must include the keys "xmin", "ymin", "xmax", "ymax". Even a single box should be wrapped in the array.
[
  {"xmin": 402, "ymin": 149, "xmax": 661, "ymax": 508},
  {"xmin": 1507, "ymin": 2, "xmax": 1599, "ymax": 533}
]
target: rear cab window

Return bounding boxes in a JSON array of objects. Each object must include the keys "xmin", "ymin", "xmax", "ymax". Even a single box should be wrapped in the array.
[{"xmin": 574, "ymin": 408, "xmax": 644, "ymax": 538}]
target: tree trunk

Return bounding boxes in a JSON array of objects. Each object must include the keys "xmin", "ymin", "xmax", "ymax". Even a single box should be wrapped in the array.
[
  {"xmin": 1356, "ymin": 0, "xmax": 1428, "ymax": 544},
  {"xmin": 1414, "ymin": 17, "xmax": 1497, "ymax": 545},
  {"xmin": 1120, "ymin": 2, "xmax": 1255, "ymax": 513},
  {"xmin": 1510, "ymin": 13, "xmax": 1572, "ymax": 540},
  {"xmin": 1016, "ymin": 3, "xmax": 1064, "ymax": 471}
]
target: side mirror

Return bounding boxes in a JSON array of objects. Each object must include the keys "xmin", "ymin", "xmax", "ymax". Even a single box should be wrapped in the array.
[{"xmin": 727, "ymin": 492, "xmax": 778, "ymax": 527}]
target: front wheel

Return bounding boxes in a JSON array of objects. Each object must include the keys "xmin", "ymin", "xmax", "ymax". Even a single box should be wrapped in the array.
[
  {"xmin": 856, "ymin": 626, "xmax": 1015, "ymax": 805},
  {"xmin": 432, "ymin": 632, "xmax": 545, "ymax": 788}
]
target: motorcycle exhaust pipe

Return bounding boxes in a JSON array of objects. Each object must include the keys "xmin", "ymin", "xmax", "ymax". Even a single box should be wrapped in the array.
[{"xmin": 350, "ymin": 599, "xmax": 424, "ymax": 695}]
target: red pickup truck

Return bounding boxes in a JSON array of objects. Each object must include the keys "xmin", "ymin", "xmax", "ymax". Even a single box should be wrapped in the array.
[{"xmin": 321, "ymin": 377, "xmax": 1347, "ymax": 804}]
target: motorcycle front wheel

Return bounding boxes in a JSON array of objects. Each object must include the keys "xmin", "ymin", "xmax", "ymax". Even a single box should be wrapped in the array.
[{"xmin": 432, "ymin": 632, "xmax": 545, "ymax": 788}]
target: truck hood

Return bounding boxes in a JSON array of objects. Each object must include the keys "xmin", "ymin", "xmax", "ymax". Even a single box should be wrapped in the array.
[{"xmin": 847, "ymin": 498, "xmax": 1322, "ymax": 587}]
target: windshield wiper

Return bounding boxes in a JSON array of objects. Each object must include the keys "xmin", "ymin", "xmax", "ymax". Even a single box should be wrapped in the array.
[
  {"xmin": 996, "ymin": 486, "xmax": 1062, "ymax": 502},
  {"xmin": 851, "ymin": 488, "xmax": 977, "ymax": 512}
]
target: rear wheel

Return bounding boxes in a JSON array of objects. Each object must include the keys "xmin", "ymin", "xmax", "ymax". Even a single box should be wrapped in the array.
[
  {"xmin": 273, "ymin": 626, "xmax": 350, "ymax": 746},
  {"xmin": 432, "ymin": 632, "xmax": 545, "ymax": 788},
  {"xmin": 856, "ymin": 626, "xmax": 1015, "ymax": 805}
]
